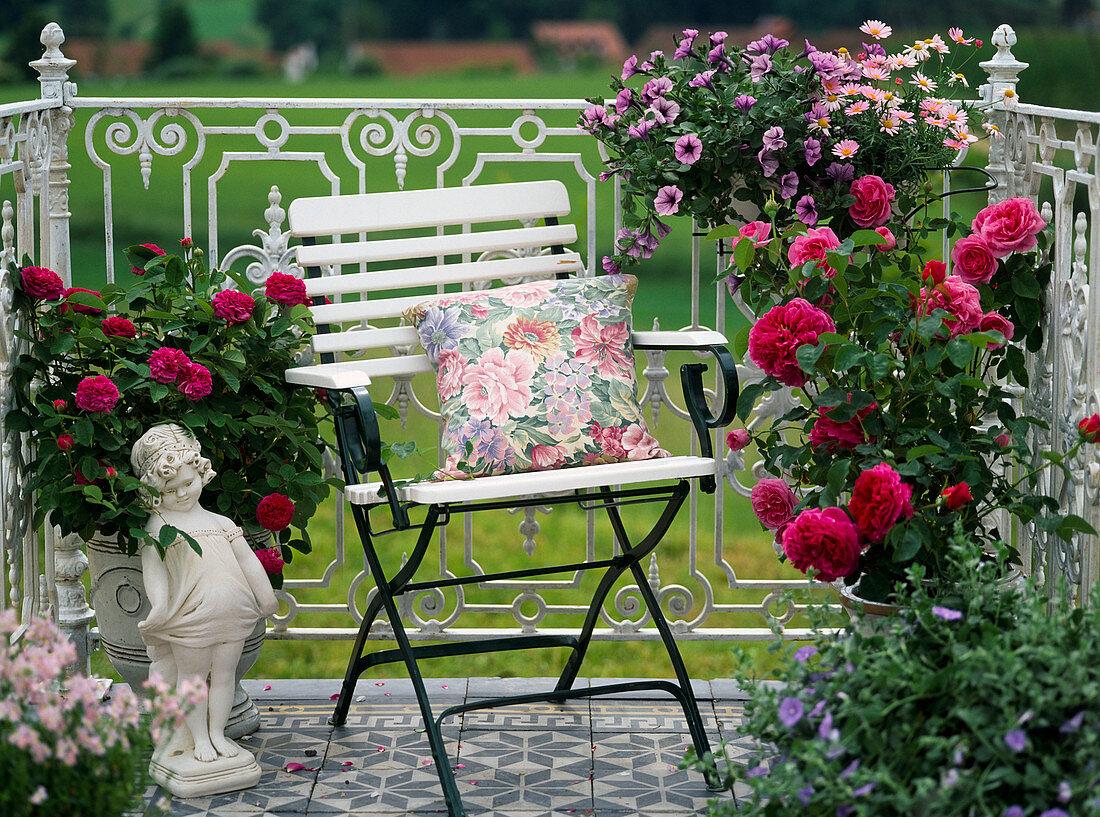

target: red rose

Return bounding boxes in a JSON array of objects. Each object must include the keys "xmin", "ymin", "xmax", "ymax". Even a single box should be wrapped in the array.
[
  {"xmin": 101, "ymin": 316, "xmax": 137, "ymax": 338},
  {"xmin": 148, "ymin": 347, "xmax": 192, "ymax": 384},
  {"xmin": 1079, "ymin": 414, "xmax": 1100, "ymax": 443},
  {"xmin": 972, "ymin": 196, "xmax": 1046, "ymax": 258},
  {"xmin": 848, "ymin": 175, "xmax": 896, "ymax": 228},
  {"xmin": 180, "ymin": 237, "xmax": 193, "ymax": 249},
  {"xmin": 53, "ymin": 399, "xmax": 66, "ymax": 411},
  {"xmin": 62, "ymin": 287, "xmax": 103, "ymax": 315},
  {"xmin": 255, "ymin": 546, "xmax": 284, "ymax": 575},
  {"xmin": 782, "ymin": 507, "xmax": 862, "ymax": 582},
  {"xmin": 941, "ymin": 482, "xmax": 972, "ymax": 510},
  {"xmin": 950, "ymin": 234, "xmax": 999, "ymax": 284},
  {"xmin": 57, "ymin": 435, "xmax": 75, "ymax": 451},
  {"xmin": 20, "ymin": 266, "xmax": 65, "ymax": 301},
  {"xmin": 212, "ymin": 289, "xmax": 256, "ymax": 324},
  {"xmin": 265, "ymin": 272, "xmax": 310, "ymax": 307},
  {"xmin": 748, "ymin": 298, "xmax": 836, "ymax": 387},
  {"xmin": 808, "ymin": 401, "xmax": 877, "ymax": 452},
  {"xmin": 921, "ymin": 260, "xmax": 947, "ymax": 284},
  {"xmin": 257, "ymin": 493, "xmax": 295, "ymax": 531},
  {"xmin": 74, "ymin": 375, "xmax": 120, "ymax": 414},
  {"xmin": 847, "ymin": 462, "xmax": 914, "ymax": 543},
  {"xmin": 131, "ymin": 242, "xmax": 166, "ymax": 276},
  {"xmin": 177, "ymin": 362, "xmax": 213, "ymax": 401}
]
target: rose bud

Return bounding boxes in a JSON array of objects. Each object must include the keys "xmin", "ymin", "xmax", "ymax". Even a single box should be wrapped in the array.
[
  {"xmin": 726, "ymin": 429, "xmax": 751, "ymax": 452},
  {"xmin": 922, "ymin": 260, "xmax": 947, "ymax": 284},
  {"xmin": 1079, "ymin": 414, "xmax": 1100, "ymax": 443},
  {"xmin": 941, "ymin": 482, "xmax": 973, "ymax": 510},
  {"xmin": 57, "ymin": 435, "xmax": 75, "ymax": 451},
  {"xmin": 53, "ymin": 399, "xmax": 67, "ymax": 411}
]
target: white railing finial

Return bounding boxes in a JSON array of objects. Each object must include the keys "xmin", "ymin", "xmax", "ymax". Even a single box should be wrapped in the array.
[{"xmin": 30, "ymin": 22, "xmax": 77, "ymax": 105}]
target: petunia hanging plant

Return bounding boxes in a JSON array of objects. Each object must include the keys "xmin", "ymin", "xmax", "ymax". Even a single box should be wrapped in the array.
[
  {"xmin": 728, "ymin": 177, "xmax": 1098, "ymax": 601},
  {"xmin": 7, "ymin": 242, "xmax": 339, "ymax": 565},
  {"xmin": 582, "ymin": 21, "xmax": 989, "ymax": 271}
]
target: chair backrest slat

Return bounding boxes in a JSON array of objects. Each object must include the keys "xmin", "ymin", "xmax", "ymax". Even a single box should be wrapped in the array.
[{"xmin": 287, "ymin": 180, "xmax": 570, "ymax": 237}]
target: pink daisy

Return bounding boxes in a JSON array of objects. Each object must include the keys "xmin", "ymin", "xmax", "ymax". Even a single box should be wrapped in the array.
[
  {"xmin": 858, "ymin": 19, "xmax": 892, "ymax": 39},
  {"xmin": 832, "ymin": 140, "xmax": 859, "ymax": 159}
]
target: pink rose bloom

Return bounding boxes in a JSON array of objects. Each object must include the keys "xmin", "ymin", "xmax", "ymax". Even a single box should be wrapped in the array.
[
  {"xmin": 74, "ymin": 375, "xmax": 120, "ymax": 413},
  {"xmin": 979, "ymin": 311, "xmax": 1015, "ymax": 349},
  {"xmin": 436, "ymin": 349, "xmax": 467, "ymax": 400},
  {"xmin": 212, "ymin": 289, "xmax": 256, "ymax": 324},
  {"xmin": 874, "ymin": 226, "xmax": 896, "ymax": 252},
  {"xmin": 255, "ymin": 547, "xmax": 284, "ymax": 575},
  {"xmin": 530, "ymin": 444, "xmax": 567, "ymax": 470},
  {"xmin": 995, "ymin": 433, "xmax": 1013, "ymax": 448},
  {"xmin": 808, "ymin": 402, "xmax": 877, "ymax": 451},
  {"xmin": 20, "ymin": 266, "xmax": 65, "ymax": 300},
  {"xmin": 748, "ymin": 298, "xmax": 836, "ymax": 387},
  {"xmin": 950, "ymin": 233, "xmax": 999, "ymax": 284},
  {"xmin": 918, "ymin": 275, "xmax": 983, "ymax": 337},
  {"xmin": 101, "ymin": 316, "xmax": 137, "ymax": 338},
  {"xmin": 739, "ymin": 221, "xmax": 773, "ymax": 247},
  {"xmin": 590, "ymin": 422, "xmax": 627, "ymax": 459},
  {"xmin": 622, "ymin": 422, "xmax": 669, "ymax": 460},
  {"xmin": 148, "ymin": 347, "xmax": 192, "ymax": 384},
  {"xmin": 178, "ymin": 362, "xmax": 213, "ymax": 400},
  {"xmin": 571, "ymin": 317, "xmax": 633, "ymax": 379},
  {"xmin": 782, "ymin": 507, "xmax": 862, "ymax": 582},
  {"xmin": 726, "ymin": 429, "xmax": 751, "ymax": 451},
  {"xmin": 265, "ymin": 271, "xmax": 310, "ymax": 306},
  {"xmin": 788, "ymin": 227, "xmax": 843, "ymax": 277},
  {"xmin": 972, "ymin": 196, "xmax": 1046, "ymax": 257},
  {"xmin": 461, "ymin": 348, "xmax": 535, "ymax": 425},
  {"xmin": 848, "ymin": 175, "xmax": 896, "ymax": 228},
  {"xmin": 499, "ymin": 280, "xmax": 556, "ymax": 307},
  {"xmin": 751, "ymin": 478, "xmax": 798, "ymax": 530},
  {"xmin": 847, "ymin": 462, "xmax": 914, "ymax": 543}
]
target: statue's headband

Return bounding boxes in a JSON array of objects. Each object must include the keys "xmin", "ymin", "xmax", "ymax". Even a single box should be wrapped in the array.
[{"xmin": 130, "ymin": 423, "xmax": 200, "ymax": 479}]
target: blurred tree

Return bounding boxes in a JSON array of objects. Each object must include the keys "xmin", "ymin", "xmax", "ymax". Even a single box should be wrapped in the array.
[
  {"xmin": 1062, "ymin": 0, "xmax": 1094, "ymax": 22},
  {"xmin": 146, "ymin": 1, "xmax": 198, "ymax": 71},
  {"xmin": 6, "ymin": 7, "xmax": 52, "ymax": 82},
  {"xmin": 59, "ymin": 0, "xmax": 112, "ymax": 37}
]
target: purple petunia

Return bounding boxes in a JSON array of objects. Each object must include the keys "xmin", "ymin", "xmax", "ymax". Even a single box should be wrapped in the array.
[
  {"xmin": 674, "ymin": 133, "xmax": 703, "ymax": 164},
  {"xmin": 641, "ymin": 76, "xmax": 673, "ymax": 103},
  {"xmin": 749, "ymin": 53, "xmax": 773, "ymax": 81},
  {"xmin": 601, "ymin": 256, "xmax": 621, "ymax": 275},
  {"xmin": 778, "ymin": 696, "xmax": 804, "ymax": 727},
  {"xmin": 689, "ymin": 69, "xmax": 716, "ymax": 90},
  {"xmin": 746, "ymin": 34, "xmax": 789, "ymax": 54},
  {"xmin": 804, "ymin": 137, "xmax": 822, "ymax": 166},
  {"xmin": 932, "ymin": 606, "xmax": 963, "ymax": 621},
  {"xmin": 1003, "ymin": 807, "xmax": 1025, "ymax": 817},
  {"xmin": 762, "ymin": 126, "xmax": 787, "ymax": 151},
  {"xmin": 1040, "ymin": 810, "xmax": 1071, "ymax": 817},
  {"xmin": 817, "ymin": 710, "xmax": 834, "ymax": 740},
  {"xmin": 746, "ymin": 764, "xmax": 769, "ymax": 778},
  {"xmin": 757, "ymin": 148, "xmax": 779, "ymax": 177},
  {"xmin": 827, "ymin": 161, "xmax": 856, "ymax": 185},
  {"xmin": 853, "ymin": 782, "xmax": 877, "ymax": 797},
  {"xmin": 649, "ymin": 97, "xmax": 680, "ymax": 125},
  {"xmin": 780, "ymin": 171, "xmax": 799, "ymax": 200},
  {"xmin": 1058, "ymin": 781, "xmax": 1072, "ymax": 803},
  {"xmin": 614, "ymin": 88, "xmax": 633, "ymax": 115},
  {"xmin": 793, "ymin": 645, "xmax": 818, "ymax": 662},
  {"xmin": 733, "ymin": 94, "xmax": 757, "ymax": 112},
  {"xmin": 628, "ymin": 119, "xmax": 656, "ymax": 141},
  {"xmin": 1059, "ymin": 711, "xmax": 1085, "ymax": 733},
  {"xmin": 654, "ymin": 185, "xmax": 683, "ymax": 216},
  {"xmin": 796, "ymin": 785, "xmax": 814, "ymax": 806},
  {"xmin": 708, "ymin": 43, "xmax": 726, "ymax": 66},
  {"xmin": 839, "ymin": 759, "xmax": 860, "ymax": 779},
  {"xmin": 1004, "ymin": 729, "xmax": 1027, "ymax": 752},
  {"xmin": 796, "ymin": 195, "xmax": 818, "ymax": 227},
  {"xmin": 621, "ymin": 55, "xmax": 639, "ymax": 81}
]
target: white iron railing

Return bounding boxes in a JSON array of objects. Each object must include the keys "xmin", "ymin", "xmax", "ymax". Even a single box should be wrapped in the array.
[{"xmin": 1, "ymin": 23, "xmax": 1096, "ymax": 670}]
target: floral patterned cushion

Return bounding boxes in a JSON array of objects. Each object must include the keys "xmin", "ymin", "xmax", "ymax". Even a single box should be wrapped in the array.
[{"xmin": 403, "ymin": 274, "xmax": 668, "ymax": 479}]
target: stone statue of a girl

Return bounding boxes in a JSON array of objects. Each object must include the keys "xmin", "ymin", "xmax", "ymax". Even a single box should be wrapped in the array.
[{"xmin": 131, "ymin": 423, "xmax": 277, "ymax": 795}]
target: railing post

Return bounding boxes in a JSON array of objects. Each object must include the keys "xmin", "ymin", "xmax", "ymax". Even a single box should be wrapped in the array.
[
  {"xmin": 29, "ymin": 22, "xmax": 76, "ymax": 286},
  {"xmin": 979, "ymin": 24, "xmax": 1028, "ymax": 205}
]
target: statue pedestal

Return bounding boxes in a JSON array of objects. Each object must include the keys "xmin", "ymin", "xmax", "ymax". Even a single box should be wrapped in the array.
[{"xmin": 150, "ymin": 742, "xmax": 262, "ymax": 798}]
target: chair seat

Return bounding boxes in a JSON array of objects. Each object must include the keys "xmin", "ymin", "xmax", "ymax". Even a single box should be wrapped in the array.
[{"xmin": 344, "ymin": 455, "xmax": 719, "ymax": 506}]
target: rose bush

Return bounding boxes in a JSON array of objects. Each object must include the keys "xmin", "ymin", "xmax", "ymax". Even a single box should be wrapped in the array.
[
  {"xmin": 725, "ymin": 174, "xmax": 1096, "ymax": 601},
  {"xmin": 7, "ymin": 243, "xmax": 339, "ymax": 563}
]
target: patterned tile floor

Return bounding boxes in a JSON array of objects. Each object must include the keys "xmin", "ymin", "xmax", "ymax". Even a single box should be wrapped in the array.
[{"xmin": 141, "ymin": 677, "xmax": 756, "ymax": 816}]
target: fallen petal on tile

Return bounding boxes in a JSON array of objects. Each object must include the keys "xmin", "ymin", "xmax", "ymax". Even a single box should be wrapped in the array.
[
  {"xmin": 284, "ymin": 762, "xmax": 312, "ymax": 772},
  {"xmin": 455, "ymin": 764, "xmax": 465, "ymax": 769},
  {"xmin": 329, "ymin": 693, "xmax": 340, "ymax": 700},
  {"xmin": 375, "ymin": 682, "xmax": 385, "ymax": 686},
  {"xmin": 343, "ymin": 761, "xmax": 354, "ymax": 767},
  {"xmin": 263, "ymin": 685, "xmax": 272, "ymax": 691},
  {"xmin": 377, "ymin": 747, "xmax": 385, "ymax": 752}
]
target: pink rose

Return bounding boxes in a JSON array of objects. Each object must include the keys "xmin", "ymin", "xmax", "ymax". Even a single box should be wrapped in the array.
[
  {"xmin": 972, "ymin": 196, "xmax": 1046, "ymax": 257},
  {"xmin": 436, "ymin": 349, "xmax": 467, "ymax": 400},
  {"xmin": 918, "ymin": 276, "xmax": 983, "ymax": 338},
  {"xmin": 782, "ymin": 507, "xmax": 862, "ymax": 582},
  {"xmin": 177, "ymin": 362, "xmax": 213, "ymax": 400},
  {"xmin": 590, "ymin": 422, "xmax": 627, "ymax": 459},
  {"xmin": 808, "ymin": 401, "xmax": 877, "ymax": 452},
  {"xmin": 950, "ymin": 234, "xmax": 999, "ymax": 284},
  {"xmin": 995, "ymin": 433, "xmax": 1013, "ymax": 448},
  {"xmin": 738, "ymin": 221, "xmax": 773, "ymax": 247},
  {"xmin": 20, "ymin": 266, "xmax": 65, "ymax": 300},
  {"xmin": 788, "ymin": 227, "xmax": 842, "ymax": 277},
  {"xmin": 748, "ymin": 298, "xmax": 836, "ymax": 387},
  {"xmin": 148, "ymin": 347, "xmax": 192, "ymax": 384},
  {"xmin": 873, "ymin": 227, "xmax": 896, "ymax": 252},
  {"xmin": 847, "ymin": 462, "xmax": 914, "ymax": 543},
  {"xmin": 74, "ymin": 375, "xmax": 120, "ymax": 413},
  {"xmin": 622, "ymin": 423, "xmax": 669, "ymax": 460},
  {"xmin": 530, "ymin": 444, "xmax": 567, "ymax": 470},
  {"xmin": 255, "ymin": 547, "xmax": 284, "ymax": 575},
  {"xmin": 979, "ymin": 312, "xmax": 1015, "ymax": 349},
  {"xmin": 212, "ymin": 289, "xmax": 256, "ymax": 324},
  {"xmin": 848, "ymin": 175, "xmax": 896, "ymax": 228},
  {"xmin": 265, "ymin": 271, "xmax": 310, "ymax": 307},
  {"xmin": 726, "ymin": 429, "xmax": 751, "ymax": 451},
  {"xmin": 751, "ymin": 478, "xmax": 798, "ymax": 530},
  {"xmin": 101, "ymin": 316, "xmax": 137, "ymax": 338},
  {"xmin": 941, "ymin": 482, "xmax": 972, "ymax": 510}
]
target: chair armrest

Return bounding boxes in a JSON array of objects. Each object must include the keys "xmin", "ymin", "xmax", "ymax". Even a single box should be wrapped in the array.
[
  {"xmin": 632, "ymin": 330, "xmax": 728, "ymax": 350},
  {"xmin": 679, "ymin": 345, "xmax": 739, "ymax": 494}
]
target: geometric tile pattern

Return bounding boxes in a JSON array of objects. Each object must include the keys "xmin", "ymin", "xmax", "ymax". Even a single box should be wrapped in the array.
[{"xmin": 141, "ymin": 678, "xmax": 751, "ymax": 816}]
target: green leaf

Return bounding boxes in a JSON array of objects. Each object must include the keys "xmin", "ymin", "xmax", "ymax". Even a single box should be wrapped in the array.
[
  {"xmin": 849, "ymin": 229, "xmax": 891, "ymax": 247},
  {"xmin": 736, "ymin": 382, "xmax": 764, "ymax": 421},
  {"xmin": 732, "ymin": 325, "xmax": 751, "ymax": 361},
  {"xmin": 892, "ymin": 526, "xmax": 924, "ymax": 562},
  {"xmin": 703, "ymin": 224, "xmax": 742, "ymax": 241},
  {"xmin": 374, "ymin": 402, "xmax": 399, "ymax": 421},
  {"xmin": 867, "ymin": 354, "xmax": 893, "ymax": 380},
  {"xmin": 159, "ymin": 524, "xmax": 180, "ymax": 548},
  {"xmin": 734, "ymin": 237, "xmax": 755, "ymax": 272},
  {"xmin": 834, "ymin": 345, "xmax": 866, "ymax": 372},
  {"xmin": 795, "ymin": 340, "xmax": 826, "ymax": 374},
  {"xmin": 905, "ymin": 443, "xmax": 945, "ymax": 461},
  {"xmin": 388, "ymin": 441, "xmax": 417, "ymax": 459},
  {"xmin": 1057, "ymin": 514, "xmax": 1098, "ymax": 539},
  {"xmin": 946, "ymin": 337, "xmax": 974, "ymax": 368}
]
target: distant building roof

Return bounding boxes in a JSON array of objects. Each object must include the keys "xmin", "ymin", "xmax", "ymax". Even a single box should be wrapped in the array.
[
  {"xmin": 531, "ymin": 20, "xmax": 629, "ymax": 64},
  {"xmin": 353, "ymin": 40, "xmax": 536, "ymax": 75}
]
